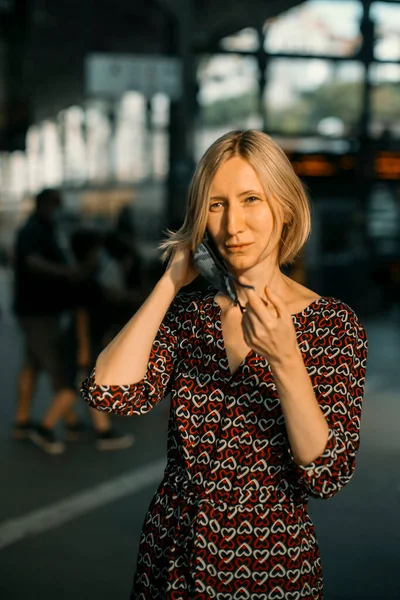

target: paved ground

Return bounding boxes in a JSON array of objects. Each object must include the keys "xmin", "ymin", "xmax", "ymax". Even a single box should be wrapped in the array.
[{"xmin": 0, "ymin": 270, "xmax": 399, "ymax": 600}]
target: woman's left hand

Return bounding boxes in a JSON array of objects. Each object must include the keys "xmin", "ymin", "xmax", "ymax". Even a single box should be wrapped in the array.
[{"xmin": 239, "ymin": 278, "xmax": 299, "ymax": 365}]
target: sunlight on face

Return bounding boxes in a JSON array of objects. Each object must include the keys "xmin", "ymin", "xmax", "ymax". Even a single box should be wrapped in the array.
[{"xmin": 207, "ymin": 156, "xmax": 283, "ymax": 275}]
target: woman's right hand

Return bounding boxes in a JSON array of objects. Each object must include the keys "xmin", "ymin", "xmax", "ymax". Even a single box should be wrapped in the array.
[{"xmin": 164, "ymin": 248, "xmax": 198, "ymax": 291}]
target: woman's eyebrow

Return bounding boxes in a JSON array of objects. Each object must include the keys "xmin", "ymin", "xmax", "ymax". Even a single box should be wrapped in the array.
[
  {"xmin": 238, "ymin": 190, "xmax": 263, "ymax": 197},
  {"xmin": 209, "ymin": 190, "xmax": 263, "ymax": 200}
]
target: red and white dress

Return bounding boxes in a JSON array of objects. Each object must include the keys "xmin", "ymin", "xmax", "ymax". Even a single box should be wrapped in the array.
[{"xmin": 81, "ymin": 289, "xmax": 368, "ymax": 600}]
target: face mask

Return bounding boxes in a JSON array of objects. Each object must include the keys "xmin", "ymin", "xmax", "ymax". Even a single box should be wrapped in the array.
[{"xmin": 192, "ymin": 231, "xmax": 254, "ymax": 313}]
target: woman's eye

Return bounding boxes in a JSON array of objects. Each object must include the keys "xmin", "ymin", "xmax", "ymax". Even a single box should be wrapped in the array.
[
  {"xmin": 245, "ymin": 196, "xmax": 259, "ymax": 204},
  {"xmin": 209, "ymin": 202, "xmax": 223, "ymax": 211}
]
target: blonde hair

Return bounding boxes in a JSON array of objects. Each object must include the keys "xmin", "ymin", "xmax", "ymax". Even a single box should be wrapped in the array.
[{"xmin": 160, "ymin": 129, "xmax": 311, "ymax": 267}]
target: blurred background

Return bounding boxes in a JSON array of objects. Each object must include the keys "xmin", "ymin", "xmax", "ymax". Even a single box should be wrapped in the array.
[{"xmin": 0, "ymin": 1, "xmax": 399, "ymax": 599}]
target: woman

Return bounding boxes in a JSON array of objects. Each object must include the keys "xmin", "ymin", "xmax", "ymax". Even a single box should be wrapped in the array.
[{"xmin": 81, "ymin": 130, "xmax": 368, "ymax": 599}]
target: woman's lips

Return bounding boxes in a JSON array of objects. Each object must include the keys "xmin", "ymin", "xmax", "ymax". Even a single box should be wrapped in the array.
[{"xmin": 225, "ymin": 243, "xmax": 253, "ymax": 252}]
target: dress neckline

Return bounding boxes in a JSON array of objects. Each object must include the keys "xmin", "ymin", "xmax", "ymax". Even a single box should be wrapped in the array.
[
  {"xmin": 210, "ymin": 292, "xmax": 328, "ymax": 319},
  {"xmin": 289, "ymin": 295, "xmax": 325, "ymax": 318},
  {"xmin": 208, "ymin": 293, "xmax": 330, "ymax": 378}
]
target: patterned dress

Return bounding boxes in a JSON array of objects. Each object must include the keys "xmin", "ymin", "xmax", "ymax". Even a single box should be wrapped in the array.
[{"xmin": 81, "ymin": 289, "xmax": 368, "ymax": 600}]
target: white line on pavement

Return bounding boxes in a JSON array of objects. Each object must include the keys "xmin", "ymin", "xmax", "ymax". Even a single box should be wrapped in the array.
[{"xmin": 0, "ymin": 457, "xmax": 166, "ymax": 551}]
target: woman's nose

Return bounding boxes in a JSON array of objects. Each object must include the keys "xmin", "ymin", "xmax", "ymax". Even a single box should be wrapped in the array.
[{"xmin": 225, "ymin": 204, "xmax": 245, "ymax": 236}]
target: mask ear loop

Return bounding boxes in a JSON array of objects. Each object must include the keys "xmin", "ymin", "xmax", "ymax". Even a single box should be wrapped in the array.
[
  {"xmin": 195, "ymin": 232, "xmax": 255, "ymax": 311},
  {"xmin": 226, "ymin": 272, "xmax": 253, "ymax": 313}
]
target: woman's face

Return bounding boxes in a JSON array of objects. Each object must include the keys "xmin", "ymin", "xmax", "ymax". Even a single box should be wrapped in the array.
[{"xmin": 206, "ymin": 156, "xmax": 282, "ymax": 275}]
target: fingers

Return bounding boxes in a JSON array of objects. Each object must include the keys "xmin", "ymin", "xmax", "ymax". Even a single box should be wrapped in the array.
[
  {"xmin": 238, "ymin": 277, "xmax": 288, "ymax": 320},
  {"xmin": 237, "ymin": 276, "xmax": 264, "ymax": 312}
]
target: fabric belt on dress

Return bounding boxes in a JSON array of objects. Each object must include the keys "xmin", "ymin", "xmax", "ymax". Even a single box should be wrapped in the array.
[{"xmin": 162, "ymin": 470, "xmax": 304, "ymax": 510}]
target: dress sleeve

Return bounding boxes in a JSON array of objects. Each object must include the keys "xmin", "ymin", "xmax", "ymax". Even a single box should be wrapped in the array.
[
  {"xmin": 80, "ymin": 298, "xmax": 179, "ymax": 416},
  {"xmin": 288, "ymin": 307, "xmax": 368, "ymax": 500}
]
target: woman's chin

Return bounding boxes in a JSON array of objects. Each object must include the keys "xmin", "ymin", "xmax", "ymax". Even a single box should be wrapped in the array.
[
  {"xmin": 226, "ymin": 257, "xmax": 254, "ymax": 275},
  {"xmin": 227, "ymin": 253, "xmax": 274, "ymax": 277}
]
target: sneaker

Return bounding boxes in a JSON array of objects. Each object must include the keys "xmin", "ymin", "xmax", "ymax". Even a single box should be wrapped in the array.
[
  {"xmin": 95, "ymin": 429, "xmax": 135, "ymax": 451},
  {"xmin": 12, "ymin": 420, "xmax": 35, "ymax": 440},
  {"xmin": 29, "ymin": 425, "xmax": 65, "ymax": 455},
  {"xmin": 65, "ymin": 422, "xmax": 93, "ymax": 442}
]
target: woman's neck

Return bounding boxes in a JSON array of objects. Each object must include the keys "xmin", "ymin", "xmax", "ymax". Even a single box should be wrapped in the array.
[{"xmin": 234, "ymin": 265, "xmax": 293, "ymax": 306}]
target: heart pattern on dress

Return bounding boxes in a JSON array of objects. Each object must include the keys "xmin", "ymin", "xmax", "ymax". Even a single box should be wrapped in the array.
[{"xmin": 81, "ymin": 290, "xmax": 368, "ymax": 599}]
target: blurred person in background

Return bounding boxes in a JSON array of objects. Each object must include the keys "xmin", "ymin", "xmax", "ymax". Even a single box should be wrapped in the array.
[
  {"xmin": 11, "ymin": 188, "xmax": 82, "ymax": 453},
  {"xmin": 100, "ymin": 227, "xmax": 145, "ymax": 339},
  {"xmin": 65, "ymin": 228, "xmax": 134, "ymax": 450},
  {"xmin": 115, "ymin": 203, "xmax": 137, "ymax": 253},
  {"xmin": 81, "ymin": 130, "xmax": 368, "ymax": 599}
]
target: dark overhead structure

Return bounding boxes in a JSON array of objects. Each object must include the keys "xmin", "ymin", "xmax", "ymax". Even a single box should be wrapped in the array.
[
  {"xmin": 0, "ymin": 0, "xmax": 308, "ymax": 231},
  {"xmin": 1, "ymin": 0, "xmax": 399, "ymax": 315},
  {"xmin": 0, "ymin": 0, "xmax": 304, "ymax": 150}
]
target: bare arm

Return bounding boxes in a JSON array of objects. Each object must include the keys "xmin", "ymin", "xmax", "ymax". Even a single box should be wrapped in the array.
[
  {"xmin": 240, "ymin": 283, "xmax": 368, "ymax": 501},
  {"xmin": 270, "ymin": 348, "xmax": 330, "ymax": 466},
  {"xmin": 95, "ymin": 250, "xmax": 198, "ymax": 386},
  {"xmin": 277, "ymin": 317, "xmax": 368, "ymax": 499},
  {"xmin": 240, "ymin": 284, "xmax": 329, "ymax": 466}
]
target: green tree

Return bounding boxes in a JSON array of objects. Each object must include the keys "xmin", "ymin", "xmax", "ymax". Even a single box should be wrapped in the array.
[
  {"xmin": 371, "ymin": 83, "xmax": 400, "ymax": 121},
  {"xmin": 199, "ymin": 78, "xmax": 400, "ymax": 133},
  {"xmin": 201, "ymin": 92, "xmax": 258, "ymax": 126},
  {"xmin": 267, "ymin": 80, "xmax": 363, "ymax": 134}
]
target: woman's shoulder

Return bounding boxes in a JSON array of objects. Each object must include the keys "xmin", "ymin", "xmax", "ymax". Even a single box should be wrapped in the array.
[
  {"xmin": 312, "ymin": 295, "xmax": 367, "ymax": 341},
  {"xmin": 289, "ymin": 278, "xmax": 361, "ymax": 323},
  {"xmin": 316, "ymin": 295, "xmax": 360, "ymax": 318}
]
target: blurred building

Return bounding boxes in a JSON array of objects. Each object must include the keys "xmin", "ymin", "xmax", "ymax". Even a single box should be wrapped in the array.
[{"xmin": 0, "ymin": 0, "xmax": 399, "ymax": 314}]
